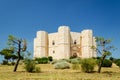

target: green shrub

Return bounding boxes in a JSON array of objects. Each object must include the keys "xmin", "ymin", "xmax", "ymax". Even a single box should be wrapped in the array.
[
  {"xmin": 116, "ymin": 61, "xmax": 120, "ymax": 67},
  {"xmin": 70, "ymin": 56, "xmax": 76, "ymax": 59},
  {"xmin": 70, "ymin": 58, "xmax": 81, "ymax": 70},
  {"xmin": 48, "ymin": 56, "xmax": 53, "ymax": 61},
  {"xmin": 101, "ymin": 59, "xmax": 112, "ymax": 67},
  {"xmin": 96, "ymin": 57, "xmax": 101, "ymax": 60},
  {"xmin": 35, "ymin": 57, "xmax": 48, "ymax": 64},
  {"xmin": 10, "ymin": 62, "xmax": 15, "ymax": 65},
  {"xmin": 81, "ymin": 58, "xmax": 96, "ymax": 73},
  {"xmin": 54, "ymin": 61, "xmax": 70, "ymax": 69},
  {"xmin": 70, "ymin": 58, "xmax": 81, "ymax": 64},
  {"xmin": 35, "ymin": 66, "xmax": 41, "ymax": 73},
  {"xmin": 114, "ymin": 59, "xmax": 120, "ymax": 67},
  {"xmin": 42, "ymin": 57, "xmax": 48, "ymax": 63},
  {"xmin": 114, "ymin": 59, "xmax": 120, "ymax": 63},
  {"xmin": 51, "ymin": 60, "xmax": 58, "ymax": 64},
  {"xmin": 72, "ymin": 63, "xmax": 80, "ymax": 70},
  {"xmin": 2, "ymin": 60, "xmax": 8, "ymax": 65},
  {"xmin": 109, "ymin": 57, "xmax": 114, "ymax": 62},
  {"xmin": 24, "ymin": 59, "xmax": 36, "ymax": 72}
]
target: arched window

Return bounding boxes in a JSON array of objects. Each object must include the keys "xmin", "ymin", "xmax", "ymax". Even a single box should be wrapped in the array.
[{"xmin": 73, "ymin": 53, "xmax": 77, "ymax": 58}]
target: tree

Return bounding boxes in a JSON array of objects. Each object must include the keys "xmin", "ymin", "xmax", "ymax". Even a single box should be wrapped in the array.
[
  {"xmin": 0, "ymin": 48, "xmax": 15, "ymax": 63},
  {"xmin": 7, "ymin": 35, "xmax": 27, "ymax": 72},
  {"xmin": 92, "ymin": 37, "xmax": 115, "ymax": 73}
]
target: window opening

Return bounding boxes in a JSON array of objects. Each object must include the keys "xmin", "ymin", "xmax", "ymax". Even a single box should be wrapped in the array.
[
  {"xmin": 53, "ymin": 50, "xmax": 55, "ymax": 53},
  {"xmin": 52, "ymin": 41, "xmax": 55, "ymax": 45},
  {"xmin": 74, "ymin": 40, "xmax": 77, "ymax": 44}
]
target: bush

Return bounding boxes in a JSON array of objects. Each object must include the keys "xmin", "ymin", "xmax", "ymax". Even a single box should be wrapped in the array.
[
  {"xmin": 35, "ymin": 57, "xmax": 48, "ymax": 64},
  {"xmin": 24, "ymin": 59, "xmax": 36, "ymax": 72},
  {"xmin": 70, "ymin": 58, "xmax": 81, "ymax": 64},
  {"xmin": 2, "ymin": 60, "xmax": 8, "ymax": 65},
  {"xmin": 116, "ymin": 61, "xmax": 120, "ymax": 67},
  {"xmin": 72, "ymin": 63, "xmax": 80, "ymax": 70},
  {"xmin": 10, "ymin": 62, "xmax": 15, "ymax": 65},
  {"xmin": 48, "ymin": 56, "xmax": 53, "ymax": 61},
  {"xmin": 101, "ymin": 59, "xmax": 112, "ymax": 67},
  {"xmin": 109, "ymin": 57, "xmax": 114, "ymax": 62},
  {"xmin": 114, "ymin": 59, "xmax": 120, "ymax": 67},
  {"xmin": 81, "ymin": 58, "xmax": 96, "ymax": 73},
  {"xmin": 24, "ymin": 59, "xmax": 41, "ymax": 73},
  {"xmin": 54, "ymin": 61, "xmax": 70, "ymax": 69},
  {"xmin": 35, "ymin": 66, "xmax": 41, "ymax": 73},
  {"xmin": 51, "ymin": 60, "xmax": 58, "ymax": 64}
]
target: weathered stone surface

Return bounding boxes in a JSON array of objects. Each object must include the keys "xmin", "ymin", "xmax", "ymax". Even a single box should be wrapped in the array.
[{"xmin": 34, "ymin": 26, "xmax": 96, "ymax": 59}]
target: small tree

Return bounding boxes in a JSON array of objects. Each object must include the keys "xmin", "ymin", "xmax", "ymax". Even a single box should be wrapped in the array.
[
  {"xmin": 0, "ymin": 48, "xmax": 16, "ymax": 64},
  {"xmin": 92, "ymin": 37, "xmax": 116, "ymax": 73},
  {"xmin": 0, "ymin": 48, "xmax": 14, "ymax": 62},
  {"xmin": 7, "ymin": 35, "xmax": 27, "ymax": 72}
]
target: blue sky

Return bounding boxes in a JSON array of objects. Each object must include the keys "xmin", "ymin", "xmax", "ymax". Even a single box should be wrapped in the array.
[{"xmin": 0, "ymin": 0, "xmax": 120, "ymax": 61}]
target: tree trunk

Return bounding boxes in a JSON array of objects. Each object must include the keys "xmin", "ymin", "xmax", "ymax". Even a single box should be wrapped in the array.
[
  {"xmin": 98, "ymin": 55, "xmax": 106, "ymax": 73},
  {"xmin": 13, "ymin": 58, "xmax": 20, "ymax": 72},
  {"xmin": 13, "ymin": 41, "xmax": 21, "ymax": 72}
]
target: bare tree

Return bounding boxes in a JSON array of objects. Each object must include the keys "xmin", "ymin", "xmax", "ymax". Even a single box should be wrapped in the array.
[
  {"xmin": 8, "ymin": 35, "xmax": 27, "ymax": 72},
  {"xmin": 92, "ymin": 37, "xmax": 116, "ymax": 73}
]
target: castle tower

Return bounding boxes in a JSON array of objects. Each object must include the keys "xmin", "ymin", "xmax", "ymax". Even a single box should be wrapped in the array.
[
  {"xmin": 34, "ymin": 31, "xmax": 48, "ymax": 58},
  {"xmin": 81, "ymin": 30, "xmax": 93, "ymax": 58},
  {"xmin": 57, "ymin": 26, "xmax": 70, "ymax": 59}
]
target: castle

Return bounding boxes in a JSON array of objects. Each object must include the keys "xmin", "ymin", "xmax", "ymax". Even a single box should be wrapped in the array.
[{"xmin": 34, "ymin": 26, "xmax": 96, "ymax": 59}]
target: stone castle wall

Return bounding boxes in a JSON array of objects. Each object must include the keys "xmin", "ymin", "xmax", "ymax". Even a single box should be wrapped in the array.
[{"xmin": 34, "ymin": 26, "xmax": 96, "ymax": 59}]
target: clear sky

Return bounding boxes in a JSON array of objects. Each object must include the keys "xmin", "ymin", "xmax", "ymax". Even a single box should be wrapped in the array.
[{"xmin": 0, "ymin": 0, "xmax": 120, "ymax": 61}]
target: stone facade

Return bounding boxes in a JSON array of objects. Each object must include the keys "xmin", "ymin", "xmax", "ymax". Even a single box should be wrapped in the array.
[{"xmin": 34, "ymin": 26, "xmax": 96, "ymax": 59}]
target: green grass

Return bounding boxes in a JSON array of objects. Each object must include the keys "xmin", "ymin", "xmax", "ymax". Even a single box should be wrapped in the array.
[{"xmin": 0, "ymin": 64, "xmax": 120, "ymax": 80}]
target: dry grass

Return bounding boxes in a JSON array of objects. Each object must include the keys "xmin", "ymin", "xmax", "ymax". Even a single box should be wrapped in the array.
[{"xmin": 0, "ymin": 64, "xmax": 120, "ymax": 80}]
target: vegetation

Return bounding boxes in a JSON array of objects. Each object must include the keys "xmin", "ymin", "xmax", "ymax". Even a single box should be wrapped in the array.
[
  {"xmin": 0, "ymin": 64, "xmax": 120, "ymax": 80},
  {"xmin": 92, "ymin": 37, "xmax": 116, "ymax": 73},
  {"xmin": 35, "ymin": 57, "xmax": 49, "ymax": 64},
  {"xmin": 72, "ymin": 63, "xmax": 80, "ymax": 70},
  {"xmin": 109, "ymin": 57, "xmax": 114, "ymax": 62},
  {"xmin": 54, "ymin": 61, "xmax": 70, "ymax": 69},
  {"xmin": 0, "ymin": 35, "xmax": 27, "ymax": 72},
  {"xmin": 0, "ymin": 48, "xmax": 17, "ymax": 65},
  {"xmin": 114, "ymin": 58, "xmax": 120, "ymax": 68},
  {"xmin": 24, "ymin": 59, "xmax": 41, "ymax": 73},
  {"xmin": 24, "ymin": 59, "xmax": 35, "ymax": 72},
  {"xmin": 70, "ymin": 57, "xmax": 81, "ymax": 64},
  {"xmin": 81, "ymin": 58, "xmax": 96, "ymax": 73},
  {"xmin": 101, "ymin": 59, "xmax": 112, "ymax": 67},
  {"xmin": 48, "ymin": 56, "xmax": 53, "ymax": 61},
  {"xmin": 96, "ymin": 58, "xmax": 112, "ymax": 67},
  {"xmin": 69, "ymin": 55, "xmax": 77, "ymax": 59},
  {"xmin": 7, "ymin": 35, "xmax": 27, "ymax": 72}
]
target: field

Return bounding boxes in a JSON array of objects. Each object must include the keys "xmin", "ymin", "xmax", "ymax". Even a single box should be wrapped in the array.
[{"xmin": 0, "ymin": 64, "xmax": 120, "ymax": 80}]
